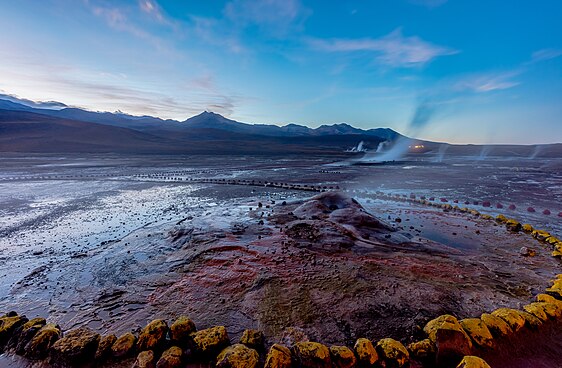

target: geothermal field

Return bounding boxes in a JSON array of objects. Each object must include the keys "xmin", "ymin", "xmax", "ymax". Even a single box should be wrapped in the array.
[{"xmin": 1, "ymin": 152, "xmax": 561, "ymax": 368}]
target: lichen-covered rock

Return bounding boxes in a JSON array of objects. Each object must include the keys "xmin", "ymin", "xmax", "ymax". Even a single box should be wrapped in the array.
[
  {"xmin": 480, "ymin": 313, "xmax": 512, "ymax": 337},
  {"xmin": 354, "ymin": 338, "xmax": 379, "ymax": 366},
  {"xmin": 50, "ymin": 327, "xmax": 101, "ymax": 364},
  {"xmin": 264, "ymin": 344, "xmax": 292, "ymax": 368},
  {"xmin": 191, "ymin": 326, "xmax": 229, "ymax": 356},
  {"xmin": 519, "ymin": 310, "xmax": 542, "ymax": 329},
  {"xmin": 240, "ymin": 329, "xmax": 264, "ymax": 350},
  {"xmin": 0, "ymin": 313, "xmax": 28, "ymax": 349},
  {"xmin": 521, "ymin": 224, "xmax": 533, "ymax": 233},
  {"xmin": 95, "ymin": 334, "xmax": 117, "ymax": 361},
  {"xmin": 170, "ymin": 316, "xmax": 196, "ymax": 344},
  {"xmin": 491, "ymin": 308, "xmax": 526, "ymax": 332},
  {"xmin": 329, "ymin": 345, "xmax": 357, "ymax": 368},
  {"xmin": 423, "ymin": 314, "xmax": 457, "ymax": 342},
  {"xmin": 10, "ymin": 317, "xmax": 45, "ymax": 355},
  {"xmin": 523, "ymin": 303, "xmax": 549, "ymax": 321},
  {"xmin": 532, "ymin": 229, "xmax": 551, "ymax": 241},
  {"xmin": 111, "ymin": 332, "xmax": 136, "ymax": 358},
  {"xmin": 456, "ymin": 355, "xmax": 492, "ymax": 368},
  {"xmin": 293, "ymin": 341, "xmax": 331, "ymax": 368},
  {"xmin": 25, "ymin": 323, "xmax": 62, "ymax": 359},
  {"xmin": 505, "ymin": 219, "xmax": 521, "ymax": 232},
  {"xmin": 535, "ymin": 294, "xmax": 562, "ymax": 318},
  {"xmin": 133, "ymin": 350, "xmax": 156, "ymax": 368},
  {"xmin": 138, "ymin": 319, "xmax": 168, "ymax": 352},
  {"xmin": 216, "ymin": 343, "xmax": 259, "ymax": 368},
  {"xmin": 495, "ymin": 214, "xmax": 507, "ymax": 223},
  {"xmin": 424, "ymin": 315, "xmax": 473, "ymax": 364},
  {"xmin": 376, "ymin": 338, "xmax": 409, "ymax": 368},
  {"xmin": 546, "ymin": 274, "xmax": 562, "ymax": 298},
  {"xmin": 459, "ymin": 319, "xmax": 494, "ymax": 348},
  {"xmin": 156, "ymin": 346, "xmax": 182, "ymax": 368},
  {"xmin": 407, "ymin": 339, "xmax": 435, "ymax": 361}
]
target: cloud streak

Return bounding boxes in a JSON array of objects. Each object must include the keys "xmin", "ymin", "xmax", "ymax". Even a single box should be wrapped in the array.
[
  {"xmin": 453, "ymin": 71, "xmax": 521, "ymax": 93},
  {"xmin": 308, "ymin": 28, "xmax": 459, "ymax": 68}
]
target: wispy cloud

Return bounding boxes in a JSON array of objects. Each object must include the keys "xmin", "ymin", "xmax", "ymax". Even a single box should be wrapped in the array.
[
  {"xmin": 190, "ymin": 16, "xmax": 246, "ymax": 54},
  {"xmin": 223, "ymin": 0, "xmax": 310, "ymax": 36},
  {"xmin": 308, "ymin": 28, "xmax": 458, "ymax": 68},
  {"xmin": 453, "ymin": 71, "xmax": 521, "ymax": 93},
  {"xmin": 530, "ymin": 48, "xmax": 562, "ymax": 63},
  {"xmin": 139, "ymin": 0, "xmax": 164, "ymax": 22},
  {"xmin": 409, "ymin": 0, "xmax": 448, "ymax": 8}
]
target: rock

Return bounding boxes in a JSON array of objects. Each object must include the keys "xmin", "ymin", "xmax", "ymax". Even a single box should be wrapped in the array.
[
  {"xmin": 519, "ymin": 246, "xmax": 536, "ymax": 257},
  {"xmin": 329, "ymin": 345, "xmax": 357, "ymax": 368},
  {"xmin": 170, "ymin": 316, "xmax": 196, "ymax": 344},
  {"xmin": 156, "ymin": 346, "xmax": 182, "ymax": 368},
  {"xmin": 292, "ymin": 341, "xmax": 331, "ymax": 368},
  {"xmin": 407, "ymin": 339, "xmax": 435, "ymax": 361},
  {"xmin": 546, "ymin": 275, "xmax": 562, "ymax": 298},
  {"xmin": 491, "ymin": 308, "xmax": 526, "ymax": 333},
  {"xmin": 25, "ymin": 323, "xmax": 62, "ymax": 359},
  {"xmin": 95, "ymin": 334, "xmax": 117, "ymax": 361},
  {"xmin": 264, "ymin": 343, "xmax": 292, "ymax": 368},
  {"xmin": 375, "ymin": 338, "xmax": 409, "ymax": 368},
  {"xmin": 354, "ymin": 338, "xmax": 379, "ymax": 366},
  {"xmin": 495, "ymin": 214, "xmax": 507, "ymax": 223},
  {"xmin": 519, "ymin": 310, "xmax": 542, "ymax": 329},
  {"xmin": 480, "ymin": 313, "xmax": 512, "ymax": 337},
  {"xmin": 51, "ymin": 327, "xmax": 101, "ymax": 364},
  {"xmin": 133, "ymin": 350, "xmax": 156, "ymax": 368},
  {"xmin": 0, "ymin": 313, "xmax": 28, "ymax": 349},
  {"xmin": 459, "ymin": 319, "xmax": 494, "ymax": 349},
  {"xmin": 532, "ymin": 229, "xmax": 551, "ymax": 241},
  {"xmin": 505, "ymin": 219, "xmax": 521, "ymax": 232},
  {"xmin": 216, "ymin": 343, "xmax": 259, "ymax": 368},
  {"xmin": 239, "ymin": 329, "xmax": 264, "ymax": 350},
  {"xmin": 535, "ymin": 294, "xmax": 562, "ymax": 318},
  {"xmin": 191, "ymin": 326, "xmax": 229, "ymax": 356},
  {"xmin": 456, "ymin": 355, "xmax": 492, "ymax": 368},
  {"xmin": 111, "ymin": 332, "xmax": 137, "ymax": 358},
  {"xmin": 522, "ymin": 224, "xmax": 533, "ymax": 233},
  {"xmin": 424, "ymin": 315, "xmax": 472, "ymax": 364},
  {"xmin": 138, "ymin": 319, "xmax": 168, "ymax": 352},
  {"xmin": 12, "ymin": 317, "xmax": 46, "ymax": 355},
  {"xmin": 523, "ymin": 303, "xmax": 549, "ymax": 321}
]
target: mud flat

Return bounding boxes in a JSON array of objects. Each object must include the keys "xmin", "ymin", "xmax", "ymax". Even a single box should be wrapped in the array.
[{"xmin": 0, "ymin": 153, "xmax": 561, "ymax": 367}]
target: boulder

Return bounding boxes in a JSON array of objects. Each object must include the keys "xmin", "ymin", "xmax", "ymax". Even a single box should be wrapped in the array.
[
  {"xmin": 292, "ymin": 341, "xmax": 331, "ymax": 368},
  {"xmin": 546, "ymin": 274, "xmax": 562, "ymax": 298},
  {"xmin": 456, "ymin": 355, "xmax": 491, "ymax": 368},
  {"xmin": 95, "ymin": 334, "xmax": 117, "ymax": 361},
  {"xmin": 191, "ymin": 326, "xmax": 229, "ymax": 356},
  {"xmin": 459, "ymin": 319, "xmax": 494, "ymax": 348},
  {"xmin": 216, "ymin": 343, "xmax": 259, "ymax": 368},
  {"xmin": 375, "ymin": 338, "xmax": 409, "ymax": 368},
  {"xmin": 156, "ymin": 346, "xmax": 183, "ymax": 368},
  {"xmin": 407, "ymin": 339, "xmax": 435, "ymax": 361},
  {"xmin": 354, "ymin": 338, "xmax": 379, "ymax": 366},
  {"xmin": 519, "ymin": 310, "xmax": 542, "ymax": 329},
  {"xmin": 532, "ymin": 230, "xmax": 551, "ymax": 241},
  {"xmin": 264, "ymin": 343, "xmax": 292, "ymax": 368},
  {"xmin": 480, "ymin": 313, "xmax": 512, "ymax": 337},
  {"xmin": 239, "ymin": 329, "xmax": 264, "ymax": 350},
  {"xmin": 329, "ymin": 345, "xmax": 357, "ymax": 368},
  {"xmin": 521, "ymin": 224, "xmax": 533, "ymax": 233},
  {"xmin": 170, "ymin": 316, "xmax": 196, "ymax": 344},
  {"xmin": 523, "ymin": 303, "xmax": 549, "ymax": 321},
  {"xmin": 133, "ymin": 350, "xmax": 156, "ymax": 368},
  {"xmin": 491, "ymin": 308, "xmax": 526, "ymax": 333},
  {"xmin": 10, "ymin": 317, "xmax": 45, "ymax": 355},
  {"xmin": 137, "ymin": 319, "xmax": 168, "ymax": 352},
  {"xmin": 495, "ymin": 214, "xmax": 507, "ymax": 223},
  {"xmin": 111, "ymin": 332, "xmax": 136, "ymax": 358},
  {"xmin": 0, "ymin": 313, "xmax": 28, "ymax": 349},
  {"xmin": 50, "ymin": 327, "xmax": 101, "ymax": 364},
  {"xmin": 424, "ymin": 315, "xmax": 472, "ymax": 364},
  {"xmin": 505, "ymin": 219, "xmax": 521, "ymax": 232},
  {"xmin": 25, "ymin": 323, "xmax": 62, "ymax": 359}
]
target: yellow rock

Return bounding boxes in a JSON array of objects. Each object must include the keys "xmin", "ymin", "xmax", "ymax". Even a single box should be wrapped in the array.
[
  {"xmin": 522, "ymin": 224, "xmax": 533, "ymax": 233},
  {"xmin": 496, "ymin": 214, "xmax": 508, "ymax": 223},
  {"xmin": 505, "ymin": 219, "xmax": 521, "ymax": 231},
  {"xmin": 25, "ymin": 323, "xmax": 62, "ymax": 359},
  {"xmin": 95, "ymin": 334, "xmax": 117, "ymax": 361},
  {"xmin": 293, "ymin": 341, "xmax": 331, "ymax": 368},
  {"xmin": 264, "ymin": 344, "xmax": 292, "ymax": 368},
  {"xmin": 532, "ymin": 230, "xmax": 551, "ymax": 241},
  {"xmin": 111, "ymin": 332, "xmax": 137, "ymax": 358},
  {"xmin": 456, "ymin": 355, "xmax": 492, "ymax": 368},
  {"xmin": 354, "ymin": 338, "xmax": 379, "ymax": 366},
  {"xmin": 329, "ymin": 345, "xmax": 357, "ymax": 368},
  {"xmin": 546, "ymin": 236, "xmax": 560, "ymax": 245},
  {"xmin": 51, "ymin": 327, "xmax": 101, "ymax": 362},
  {"xmin": 170, "ymin": 316, "xmax": 196, "ymax": 343},
  {"xmin": 216, "ymin": 344, "xmax": 259, "ymax": 368},
  {"xmin": 546, "ymin": 275, "xmax": 562, "ymax": 297},
  {"xmin": 137, "ymin": 319, "xmax": 168, "ymax": 352},
  {"xmin": 0, "ymin": 314, "xmax": 28, "ymax": 345},
  {"xmin": 480, "ymin": 214, "xmax": 493, "ymax": 220},
  {"xmin": 459, "ymin": 319, "xmax": 494, "ymax": 348},
  {"xmin": 470, "ymin": 210, "xmax": 481, "ymax": 216},
  {"xmin": 407, "ymin": 339, "xmax": 435, "ymax": 361},
  {"xmin": 519, "ymin": 310, "xmax": 542, "ymax": 329},
  {"xmin": 133, "ymin": 350, "xmax": 156, "ymax": 368},
  {"xmin": 524, "ymin": 303, "xmax": 549, "ymax": 321},
  {"xmin": 423, "ymin": 314, "xmax": 457, "ymax": 341},
  {"xmin": 157, "ymin": 346, "xmax": 183, "ymax": 368},
  {"xmin": 536, "ymin": 293, "xmax": 562, "ymax": 305},
  {"xmin": 480, "ymin": 313, "xmax": 512, "ymax": 337},
  {"xmin": 491, "ymin": 308, "xmax": 526, "ymax": 332},
  {"xmin": 376, "ymin": 338, "xmax": 409, "ymax": 368},
  {"xmin": 240, "ymin": 329, "xmax": 264, "ymax": 350},
  {"xmin": 191, "ymin": 326, "xmax": 229, "ymax": 356}
]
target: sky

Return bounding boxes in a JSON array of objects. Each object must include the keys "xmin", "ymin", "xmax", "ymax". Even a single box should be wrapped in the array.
[{"xmin": 1, "ymin": 0, "xmax": 561, "ymax": 144}]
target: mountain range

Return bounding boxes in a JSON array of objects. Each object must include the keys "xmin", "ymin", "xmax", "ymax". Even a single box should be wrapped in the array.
[{"xmin": 0, "ymin": 98, "xmax": 399, "ymax": 154}]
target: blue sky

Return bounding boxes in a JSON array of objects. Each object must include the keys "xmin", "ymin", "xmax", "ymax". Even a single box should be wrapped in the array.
[{"xmin": 1, "ymin": 0, "xmax": 561, "ymax": 144}]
